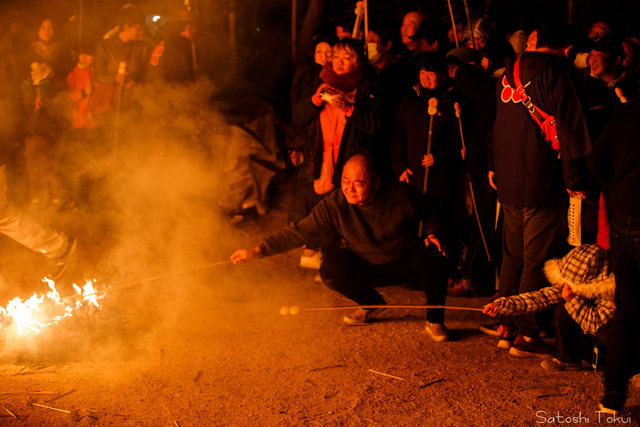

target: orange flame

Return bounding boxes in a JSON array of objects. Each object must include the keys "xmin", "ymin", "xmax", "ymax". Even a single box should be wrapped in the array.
[{"xmin": 0, "ymin": 277, "xmax": 106, "ymax": 337}]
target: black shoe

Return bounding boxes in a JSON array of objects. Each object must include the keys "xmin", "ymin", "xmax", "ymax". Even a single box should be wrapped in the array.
[{"xmin": 48, "ymin": 237, "xmax": 77, "ymax": 280}]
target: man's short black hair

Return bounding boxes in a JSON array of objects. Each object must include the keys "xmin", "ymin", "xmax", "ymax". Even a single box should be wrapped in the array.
[{"xmin": 417, "ymin": 52, "xmax": 448, "ymax": 75}]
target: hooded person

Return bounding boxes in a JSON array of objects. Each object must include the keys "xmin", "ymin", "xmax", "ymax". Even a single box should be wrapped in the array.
[
  {"xmin": 483, "ymin": 244, "xmax": 615, "ymax": 370},
  {"xmin": 462, "ymin": 17, "xmax": 494, "ymax": 50}
]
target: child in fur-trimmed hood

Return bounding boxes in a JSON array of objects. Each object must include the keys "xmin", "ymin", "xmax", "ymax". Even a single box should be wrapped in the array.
[{"xmin": 484, "ymin": 244, "xmax": 616, "ymax": 370}]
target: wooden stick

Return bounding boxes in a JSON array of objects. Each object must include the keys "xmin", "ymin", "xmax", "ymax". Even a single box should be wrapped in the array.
[
  {"xmin": 300, "ymin": 305, "xmax": 484, "ymax": 312},
  {"xmin": 363, "ymin": 0, "xmax": 369, "ymax": 44},
  {"xmin": 87, "ymin": 409, "xmax": 129, "ymax": 416},
  {"xmin": 46, "ymin": 389, "xmax": 76, "ymax": 403},
  {"xmin": 462, "ymin": 0, "xmax": 476, "ymax": 49},
  {"xmin": 1, "ymin": 405, "xmax": 17, "ymax": 419},
  {"xmin": 79, "ymin": 260, "xmax": 233, "ymax": 298},
  {"xmin": 447, "ymin": 0, "xmax": 459, "ymax": 48},
  {"xmin": 455, "ymin": 102, "xmax": 491, "ymax": 262},
  {"xmin": 369, "ymin": 369, "xmax": 404, "ymax": 380},
  {"xmin": 1, "ymin": 391, "xmax": 57, "ymax": 395},
  {"xmin": 175, "ymin": 421, "xmax": 181, "ymax": 427},
  {"xmin": 32, "ymin": 403, "xmax": 71, "ymax": 414}
]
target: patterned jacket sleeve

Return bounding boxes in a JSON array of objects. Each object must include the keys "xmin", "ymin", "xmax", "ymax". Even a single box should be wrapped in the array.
[
  {"xmin": 492, "ymin": 285, "xmax": 564, "ymax": 316},
  {"xmin": 564, "ymin": 296, "xmax": 616, "ymax": 336}
]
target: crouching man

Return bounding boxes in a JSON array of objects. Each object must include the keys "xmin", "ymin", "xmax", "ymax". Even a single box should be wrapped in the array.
[{"xmin": 231, "ymin": 154, "xmax": 451, "ymax": 341}]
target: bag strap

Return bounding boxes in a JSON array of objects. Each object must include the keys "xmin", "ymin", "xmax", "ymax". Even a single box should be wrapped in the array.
[{"xmin": 513, "ymin": 56, "xmax": 554, "ymax": 126}]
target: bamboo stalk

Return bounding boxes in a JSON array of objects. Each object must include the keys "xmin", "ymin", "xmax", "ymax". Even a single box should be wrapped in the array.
[
  {"xmin": 300, "ymin": 305, "xmax": 484, "ymax": 312},
  {"xmin": 46, "ymin": 389, "xmax": 76, "ymax": 403},
  {"xmin": 87, "ymin": 409, "xmax": 129, "ymax": 416},
  {"xmin": 1, "ymin": 405, "xmax": 17, "ymax": 419},
  {"xmin": 32, "ymin": 403, "xmax": 71, "ymax": 414},
  {"xmin": 369, "ymin": 369, "xmax": 404, "ymax": 380},
  {"xmin": 1, "ymin": 391, "xmax": 57, "ymax": 395}
]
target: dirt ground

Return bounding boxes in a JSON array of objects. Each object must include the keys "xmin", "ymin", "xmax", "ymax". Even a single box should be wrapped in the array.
[{"xmin": 0, "ymin": 174, "xmax": 639, "ymax": 427}]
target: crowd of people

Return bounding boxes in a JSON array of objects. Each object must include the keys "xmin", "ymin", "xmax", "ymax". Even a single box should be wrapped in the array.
[
  {"xmin": 233, "ymin": 9, "xmax": 640, "ymax": 416},
  {"xmin": 0, "ymin": 2, "xmax": 638, "ymax": 417},
  {"xmin": 0, "ymin": 5, "xmax": 196, "ymax": 278}
]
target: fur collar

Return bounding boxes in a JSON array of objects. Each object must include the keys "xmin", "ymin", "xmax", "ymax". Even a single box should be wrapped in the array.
[{"xmin": 544, "ymin": 258, "xmax": 616, "ymax": 300}]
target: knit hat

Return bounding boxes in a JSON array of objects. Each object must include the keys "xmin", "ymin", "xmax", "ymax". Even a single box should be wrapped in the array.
[
  {"xmin": 461, "ymin": 17, "xmax": 494, "ymax": 44},
  {"xmin": 446, "ymin": 47, "xmax": 480, "ymax": 65},
  {"xmin": 544, "ymin": 244, "xmax": 615, "ymax": 299}
]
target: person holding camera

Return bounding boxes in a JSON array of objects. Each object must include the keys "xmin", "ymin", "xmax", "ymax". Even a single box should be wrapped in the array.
[{"xmin": 288, "ymin": 38, "xmax": 381, "ymax": 269}]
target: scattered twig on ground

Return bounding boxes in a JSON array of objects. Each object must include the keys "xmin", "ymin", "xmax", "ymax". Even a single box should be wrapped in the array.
[
  {"xmin": 87, "ymin": 409, "xmax": 129, "ymax": 416},
  {"xmin": 18, "ymin": 366, "xmax": 26, "ymax": 372},
  {"xmin": 1, "ymin": 391, "xmax": 57, "ymax": 395},
  {"xmin": 369, "ymin": 370, "xmax": 404, "ymax": 381},
  {"xmin": 175, "ymin": 421, "xmax": 181, "ymax": 427},
  {"xmin": 307, "ymin": 364, "xmax": 344, "ymax": 372},
  {"xmin": 1, "ymin": 405, "xmax": 17, "ymax": 418},
  {"xmin": 32, "ymin": 403, "xmax": 71, "ymax": 414},
  {"xmin": 46, "ymin": 389, "xmax": 76, "ymax": 403},
  {"xmin": 418, "ymin": 378, "xmax": 445, "ymax": 388}
]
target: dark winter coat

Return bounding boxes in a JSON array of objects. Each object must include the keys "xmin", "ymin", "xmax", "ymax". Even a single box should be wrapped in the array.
[
  {"xmin": 292, "ymin": 75, "xmax": 381, "ymax": 188},
  {"xmin": 259, "ymin": 181, "xmax": 442, "ymax": 265},
  {"xmin": 588, "ymin": 96, "xmax": 640, "ymax": 217},
  {"xmin": 391, "ymin": 82, "xmax": 461, "ymax": 201},
  {"xmin": 490, "ymin": 51, "xmax": 591, "ymax": 209},
  {"xmin": 454, "ymin": 64, "xmax": 497, "ymax": 180}
]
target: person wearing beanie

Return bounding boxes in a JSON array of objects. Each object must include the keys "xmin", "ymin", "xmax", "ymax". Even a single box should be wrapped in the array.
[{"xmin": 483, "ymin": 244, "xmax": 615, "ymax": 368}]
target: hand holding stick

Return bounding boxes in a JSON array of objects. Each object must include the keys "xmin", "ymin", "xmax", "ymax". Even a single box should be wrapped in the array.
[
  {"xmin": 615, "ymin": 87, "xmax": 628, "ymax": 103},
  {"xmin": 418, "ymin": 98, "xmax": 438, "ymax": 237}
]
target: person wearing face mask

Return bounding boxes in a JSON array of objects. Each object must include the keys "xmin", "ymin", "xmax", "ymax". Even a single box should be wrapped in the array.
[
  {"xmin": 287, "ymin": 33, "xmax": 336, "ymax": 270},
  {"xmin": 391, "ymin": 53, "xmax": 462, "ymax": 285},
  {"xmin": 290, "ymin": 38, "xmax": 381, "ymax": 271},
  {"xmin": 366, "ymin": 15, "xmax": 410, "ymax": 180}
]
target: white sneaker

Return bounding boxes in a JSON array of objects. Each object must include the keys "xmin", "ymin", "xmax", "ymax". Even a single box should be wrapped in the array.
[
  {"xmin": 343, "ymin": 308, "xmax": 387, "ymax": 326},
  {"xmin": 426, "ymin": 322, "xmax": 451, "ymax": 342},
  {"xmin": 300, "ymin": 251, "xmax": 322, "ymax": 269}
]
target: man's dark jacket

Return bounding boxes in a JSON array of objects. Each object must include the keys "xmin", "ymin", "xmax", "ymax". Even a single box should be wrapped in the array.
[
  {"xmin": 588, "ymin": 97, "xmax": 640, "ymax": 216},
  {"xmin": 490, "ymin": 51, "xmax": 591, "ymax": 209},
  {"xmin": 259, "ymin": 181, "xmax": 442, "ymax": 265}
]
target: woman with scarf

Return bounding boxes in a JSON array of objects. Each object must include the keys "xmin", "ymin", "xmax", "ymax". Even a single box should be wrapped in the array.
[{"xmin": 290, "ymin": 38, "xmax": 381, "ymax": 268}]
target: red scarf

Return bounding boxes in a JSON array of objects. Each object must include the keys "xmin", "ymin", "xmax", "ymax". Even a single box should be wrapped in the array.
[{"xmin": 319, "ymin": 61, "xmax": 366, "ymax": 94}]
